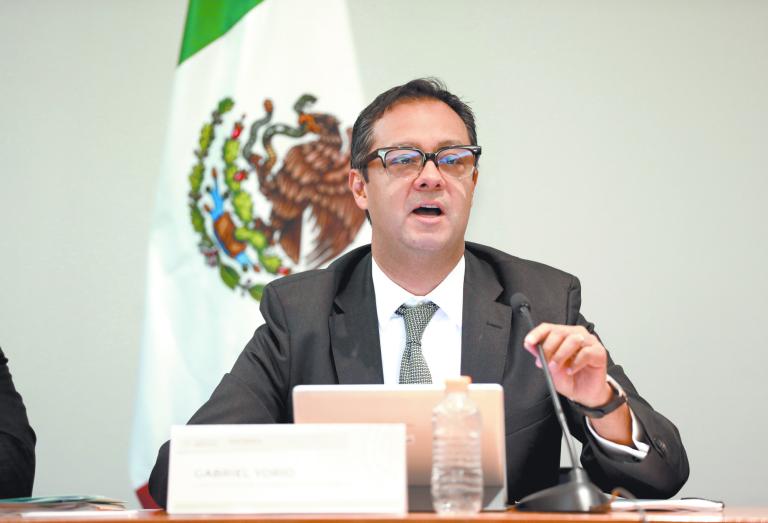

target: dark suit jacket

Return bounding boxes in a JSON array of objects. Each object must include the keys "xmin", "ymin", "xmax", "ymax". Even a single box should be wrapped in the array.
[
  {"xmin": 0, "ymin": 347, "xmax": 36, "ymax": 498},
  {"xmin": 149, "ymin": 242, "xmax": 688, "ymax": 507}
]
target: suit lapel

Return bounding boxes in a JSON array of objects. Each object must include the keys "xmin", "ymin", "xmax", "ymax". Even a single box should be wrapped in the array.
[
  {"xmin": 329, "ymin": 253, "xmax": 385, "ymax": 384},
  {"xmin": 460, "ymin": 250, "xmax": 512, "ymax": 384}
]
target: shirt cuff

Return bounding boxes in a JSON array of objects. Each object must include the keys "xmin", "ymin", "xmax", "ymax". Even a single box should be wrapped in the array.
[{"xmin": 585, "ymin": 376, "xmax": 650, "ymax": 460}]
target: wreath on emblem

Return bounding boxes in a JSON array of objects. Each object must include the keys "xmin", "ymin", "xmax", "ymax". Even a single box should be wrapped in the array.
[{"xmin": 188, "ymin": 95, "xmax": 365, "ymax": 301}]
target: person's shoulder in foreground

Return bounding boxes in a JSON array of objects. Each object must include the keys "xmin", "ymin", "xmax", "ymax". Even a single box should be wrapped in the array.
[{"xmin": 0, "ymin": 346, "xmax": 36, "ymax": 497}]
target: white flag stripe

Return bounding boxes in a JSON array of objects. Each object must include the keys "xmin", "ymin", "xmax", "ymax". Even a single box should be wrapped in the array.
[{"xmin": 130, "ymin": 0, "xmax": 368, "ymax": 494}]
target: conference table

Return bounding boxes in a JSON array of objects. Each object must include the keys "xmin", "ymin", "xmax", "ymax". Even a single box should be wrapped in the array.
[{"xmin": 1, "ymin": 508, "xmax": 767, "ymax": 523}]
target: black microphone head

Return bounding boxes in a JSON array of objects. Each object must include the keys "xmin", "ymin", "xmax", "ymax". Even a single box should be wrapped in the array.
[{"xmin": 508, "ymin": 292, "xmax": 531, "ymax": 312}]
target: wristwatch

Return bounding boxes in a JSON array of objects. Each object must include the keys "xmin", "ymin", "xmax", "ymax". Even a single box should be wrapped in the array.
[{"xmin": 572, "ymin": 380, "xmax": 627, "ymax": 419}]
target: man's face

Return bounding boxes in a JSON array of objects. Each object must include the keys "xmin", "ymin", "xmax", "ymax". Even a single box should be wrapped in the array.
[{"xmin": 349, "ymin": 99, "xmax": 478, "ymax": 261}]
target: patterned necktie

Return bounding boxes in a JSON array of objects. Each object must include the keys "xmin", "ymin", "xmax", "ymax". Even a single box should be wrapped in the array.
[{"xmin": 396, "ymin": 301, "xmax": 439, "ymax": 384}]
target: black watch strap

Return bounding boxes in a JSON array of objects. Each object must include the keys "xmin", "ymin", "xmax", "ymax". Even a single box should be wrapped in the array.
[{"xmin": 572, "ymin": 381, "xmax": 626, "ymax": 419}]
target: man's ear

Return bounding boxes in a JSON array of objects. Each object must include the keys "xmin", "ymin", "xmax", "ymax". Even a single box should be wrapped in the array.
[
  {"xmin": 349, "ymin": 169, "xmax": 368, "ymax": 211},
  {"xmin": 472, "ymin": 168, "xmax": 479, "ymax": 185}
]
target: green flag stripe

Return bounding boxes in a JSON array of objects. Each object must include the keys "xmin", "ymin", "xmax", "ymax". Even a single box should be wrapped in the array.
[{"xmin": 179, "ymin": 0, "xmax": 264, "ymax": 64}]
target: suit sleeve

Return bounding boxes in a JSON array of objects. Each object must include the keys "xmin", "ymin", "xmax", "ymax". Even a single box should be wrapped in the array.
[
  {"xmin": 148, "ymin": 284, "xmax": 293, "ymax": 508},
  {"xmin": 562, "ymin": 277, "xmax": 690, "ymax": 498},
  {"xmin": 0, "ymin": 349, "xmax": 36, "ymax": 498}
]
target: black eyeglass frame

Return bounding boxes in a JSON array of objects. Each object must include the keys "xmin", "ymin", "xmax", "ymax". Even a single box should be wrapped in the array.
[{"xmin": 359, "ymin": 145, "xmax": 482, "ymax": 178}]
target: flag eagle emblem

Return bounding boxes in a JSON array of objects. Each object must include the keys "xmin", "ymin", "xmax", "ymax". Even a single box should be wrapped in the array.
[{"xmin": 188, "ymin": 95, "xmax": 366, "ymax": 301}]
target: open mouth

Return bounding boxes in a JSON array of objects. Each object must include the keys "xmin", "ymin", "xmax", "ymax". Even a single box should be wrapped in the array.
[{"xmin": 412, "ymin": 205, "xmax": 443, "ymax": 217}]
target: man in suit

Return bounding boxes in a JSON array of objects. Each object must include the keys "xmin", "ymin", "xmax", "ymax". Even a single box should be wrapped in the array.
[
  {"xmin": 149, "ymin": 78, "xmax": 688, "ymax": 507},
  {"xmin": 0, "ymin": 346, "xmax": 35, "ymax": 497}
]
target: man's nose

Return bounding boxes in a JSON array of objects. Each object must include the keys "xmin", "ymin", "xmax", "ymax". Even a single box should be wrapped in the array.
[{"xmin": 414, "ymin": 159, "xmax": 444, "ymax": 189}]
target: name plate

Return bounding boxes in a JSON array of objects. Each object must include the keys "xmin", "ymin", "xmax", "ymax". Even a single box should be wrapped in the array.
[{"xmin": 167, "ymin": 423, "xmax": 407, "ymax": 514}]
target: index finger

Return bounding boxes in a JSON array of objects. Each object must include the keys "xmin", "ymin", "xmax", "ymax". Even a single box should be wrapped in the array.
[{"xmin": 523, "ymin": 322, "xmax": 555, "ymax": 350}]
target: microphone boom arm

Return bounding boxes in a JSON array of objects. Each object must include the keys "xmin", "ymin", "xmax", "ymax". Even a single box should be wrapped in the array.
[
  {"xmin": 509, "ymin": 293, "xmax": 610, "ymax": 513},
  {"xmin": 516, "ymin": 304, "xmax": 582, "ymax": 470}
]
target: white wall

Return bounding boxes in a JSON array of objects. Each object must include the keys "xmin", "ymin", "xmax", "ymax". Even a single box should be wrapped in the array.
[
  {"xmin": 0, "ymin": 0, "xmax": 186, "ymax": 505},
  {"xmin": 1, "ymin": 0, "xmax": 766, "ymax": 507}
]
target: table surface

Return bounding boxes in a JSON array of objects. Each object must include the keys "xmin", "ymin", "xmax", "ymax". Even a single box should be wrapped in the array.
[{"xmin": 1, "ymin": 508, "xmax": 767, "ymax": 523}]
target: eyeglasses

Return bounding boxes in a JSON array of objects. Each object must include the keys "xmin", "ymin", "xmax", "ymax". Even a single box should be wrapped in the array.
[{"xmin": 361, "ymin": 145, "xmax": 481, "ymax": 179}]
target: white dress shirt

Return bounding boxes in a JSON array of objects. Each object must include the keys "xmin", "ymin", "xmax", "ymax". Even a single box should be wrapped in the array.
[
  {"xmin": 370, "ymin": 254, "xmax": 649, "ymax": 459},
  {"xmin": 372, "ymin": 255, "xmax": 465, "ymax": 385}
]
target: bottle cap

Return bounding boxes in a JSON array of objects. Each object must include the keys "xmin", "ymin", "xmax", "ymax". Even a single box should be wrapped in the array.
[{"xmin": 445, "ymin": 376, "xmax": 471, "ymax": 393}]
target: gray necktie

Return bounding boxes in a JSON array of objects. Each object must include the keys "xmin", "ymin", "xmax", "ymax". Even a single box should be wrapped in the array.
[{"xmin": 396, "ymin": 301, "xmax": 439, "ymax": 384}]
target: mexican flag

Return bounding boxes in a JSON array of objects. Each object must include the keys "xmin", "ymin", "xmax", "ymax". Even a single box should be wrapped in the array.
[{"xmin": 130, "ymin": 0, "xmax": 368, "ymax": 507}]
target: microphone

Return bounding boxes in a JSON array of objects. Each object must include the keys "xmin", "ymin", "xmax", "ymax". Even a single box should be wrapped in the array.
[{"xmin": 508, "ymin": 292, "xmax": 610, "ymax": 513}]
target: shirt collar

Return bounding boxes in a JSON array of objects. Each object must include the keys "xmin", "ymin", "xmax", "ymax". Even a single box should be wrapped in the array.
[{"xmin": 371, "ymin": 255, "xmax": 465, "ymax": 329}]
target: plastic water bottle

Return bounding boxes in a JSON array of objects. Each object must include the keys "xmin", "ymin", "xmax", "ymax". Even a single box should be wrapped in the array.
[{"xmin": 431, "ymin": 376, "xmax": 483, "ymax": 515}]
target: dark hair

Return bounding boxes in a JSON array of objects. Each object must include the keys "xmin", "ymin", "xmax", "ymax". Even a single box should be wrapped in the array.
[{"xmin": 350, "ymin": 78, "xmax": 477, "ymax": 179}]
